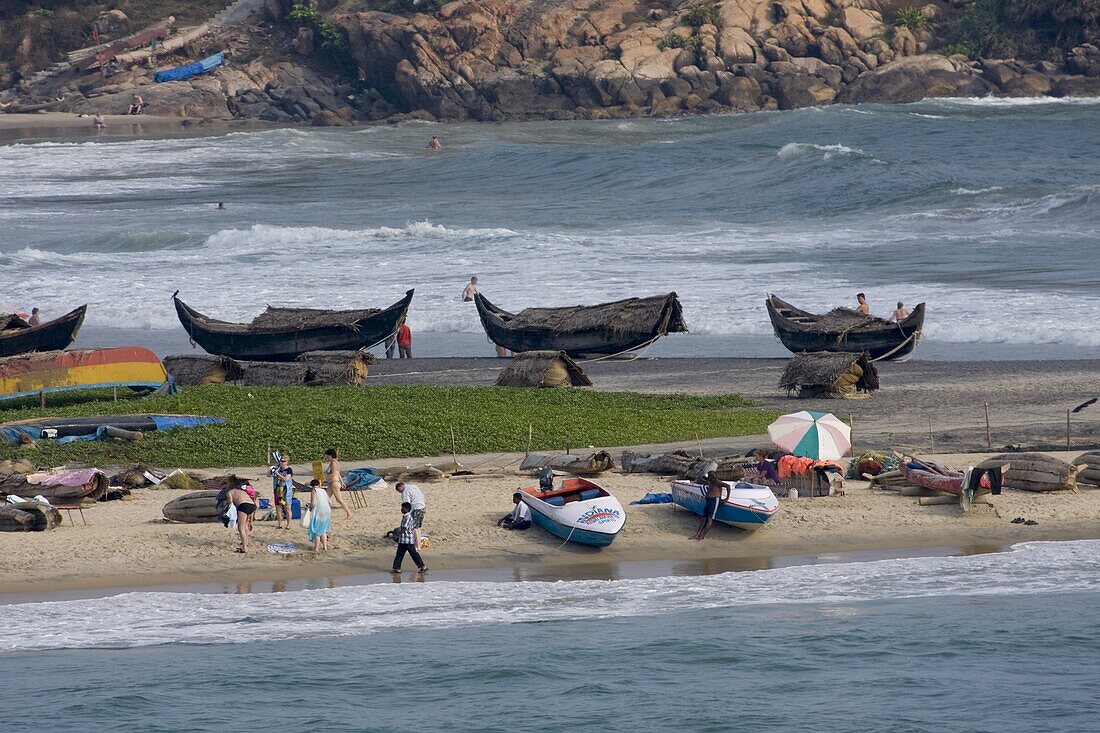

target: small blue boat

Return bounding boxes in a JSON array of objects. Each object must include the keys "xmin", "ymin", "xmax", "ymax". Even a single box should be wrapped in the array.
[
  {"xmin": 670, "ymin": 480, "xmax": 779, "ymax": 530},
  {"xmin": 521, "ymin": 478, "xmax": 626, "ymax": 548},
  {"xmin": 154, "ymin": 52, "xmax": 225, "ymax": 83}
]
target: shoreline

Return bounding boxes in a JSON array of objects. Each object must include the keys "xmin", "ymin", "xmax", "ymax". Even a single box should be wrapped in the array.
[{"xmin": 3, "ymin": 453, "xmax": 1098, "ymax": 602}]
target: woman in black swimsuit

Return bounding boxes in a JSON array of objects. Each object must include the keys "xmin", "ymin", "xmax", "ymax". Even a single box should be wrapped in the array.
[{"xmin": 221, "ymin": 487, "xmax": 257, "ymax": 553}]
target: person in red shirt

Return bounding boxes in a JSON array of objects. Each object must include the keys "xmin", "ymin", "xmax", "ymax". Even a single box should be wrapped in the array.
[{"xmin": 397, "ymin": 322, "xmax": 412, "ymax": 358}]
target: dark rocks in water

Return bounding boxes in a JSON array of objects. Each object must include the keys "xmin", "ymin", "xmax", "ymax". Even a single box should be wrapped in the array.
[
  {"xmin": 838, "ymin": 55, "xmax": 993, "ymax": 104},
  {"xmin": 771, "ymin": 73, "xmax": 837, "ymax": 110}
]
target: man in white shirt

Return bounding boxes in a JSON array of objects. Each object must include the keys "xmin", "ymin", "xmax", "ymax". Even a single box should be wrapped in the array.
[
  {"xmin": 395, "ymin": 481, "xmax": 427, "ymax": 527},
  {"xmin": 497, "ymin": 492, "xmax": 532, "ymax": 530}
]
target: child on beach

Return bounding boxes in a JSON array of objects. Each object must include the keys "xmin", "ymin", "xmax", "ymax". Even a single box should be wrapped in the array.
[
  {"xmin": 307, "ymin": 479, "xmax": 332, "ymax": 552},
  {"xmin": 392, "ymin": 502, "xmax": 427, "ymax": 574},
  {"xmin": 269, "ymin": 454, "xmax": 294, "ymax": 530}
]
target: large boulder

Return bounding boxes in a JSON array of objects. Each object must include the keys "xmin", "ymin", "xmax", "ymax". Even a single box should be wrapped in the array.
[
  {"xmin": 838, "ymin": 54, "xmax": 993, "ymax": 104},
  {"xmin": 1065, "ymin": 44, "xmax": 1100, "ymax": 76},
  {"xmin": 771, "ymin": 73, "xmax": 837, "ymax": 109},
  {"xmin": 841, "ymin": 8, "xmax": 886, "ymax": 44},
  {"xmin": 714, "ymin": 73, "xmax": 762, "ymax": 110}
]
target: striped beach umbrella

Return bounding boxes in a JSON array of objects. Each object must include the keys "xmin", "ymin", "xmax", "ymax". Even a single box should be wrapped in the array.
[{"xmin": 767, "ymin": 411, "xmax": 851, "ymax": 460}]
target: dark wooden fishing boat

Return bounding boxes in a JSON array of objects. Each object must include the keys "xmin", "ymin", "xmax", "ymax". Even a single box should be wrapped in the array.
[
  {"xmin": 0, "ymin": 306, "xmax": 86, "ymax": 358},
  {"xmin": 765, "ymin": 294, "xmax": 925, "ymax": 361},
  {"xmin": 474, "ymin": 292, "xmax": 687, "ymax": 357},
  {"xmin": 173, "ymin": 290, "xmax": 414, "ymax": 361}
]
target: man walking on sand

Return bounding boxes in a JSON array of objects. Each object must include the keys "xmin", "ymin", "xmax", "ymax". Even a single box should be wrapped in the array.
[
  {"xmin": 395, "ymin": 481, "xmax": 426, "ymax": 528},
  {"xmin": 392, "ymin": 502, "xmax": 428, "ymax": 574},
  {"xmin": 691, "ymin": 471, "xmax": 728, "ymax": 541}
]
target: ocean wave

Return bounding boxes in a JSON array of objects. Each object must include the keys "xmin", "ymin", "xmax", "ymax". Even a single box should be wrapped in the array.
[
  {"xmin": 777, "ymin": 142, "xmax": 876, "ymax": 162},
  {"xmin": 904, "ymin": 184, "xmax": 1100, "ymax": 222},
  {"xmin": 950, "ymin": 186, "xmax": 1005, "ymax": 196},
  {"xmin": 925, "ymin": 95, "xmax": 1100, "ymax": 108},
  {"xmin": 1, "ymin": 540, "xmax": 1096, "ymax": 652}
]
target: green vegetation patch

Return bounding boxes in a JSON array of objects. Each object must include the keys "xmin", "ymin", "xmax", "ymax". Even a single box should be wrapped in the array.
[{"xmin": 0, "ymin": 386, "xmax": 776, "ymax": 468}]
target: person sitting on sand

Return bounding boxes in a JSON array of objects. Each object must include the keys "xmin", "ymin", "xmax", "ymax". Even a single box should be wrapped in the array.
[
  {"xmin": 27, "ymin": 307, "xmax": 40, "ymax": 326},
  {"xmin": 395, "ymin": 481, "xmax": 426, "ymax": 528},
  {"xmin": 462, "ymin": 276, "xmax": 478, "ymax": 302},
  {"xmin": 307, "ymin": 479, "xmax": 332, "ymax": 552},
  {"xmin": 218, "ymin": 485, "xmax": 257, "ymax": 553},
  {"xmin": 127, "ymin": 94, "xmax": 144, "ymax": 115},
  {"xmin": 753, "ymin": 449, "xmax": 780, "ymax": 485},
  {"xmin": 889, "ymin": 302, "xmax": 909, "ymax": 322},
  {"xmin": 269, "ymin": 454, "xmax": 294, "ymax": 530},
  {"xmin": 392, "ymin": 502, "xmax": 428, "ymax": 574},
  {"xmin": 427, "ymin": 136, "xmax": 441, "ymax": 151},
  {"xmin": 856, "ymin": 293, "xmax": 869, "ymax": 315},
  {"xmin": 497, "ymin": 492, "xmax": 532, "ymax": 530},
  {"xmin": 691, "ymin": 471, "xmax": 728, "ymax": 541}
]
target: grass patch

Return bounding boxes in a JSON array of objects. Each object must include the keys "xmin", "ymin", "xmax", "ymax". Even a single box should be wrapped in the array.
[{"xmin": 0, "ymin": 386, "xmax": 776, "ymax": 469}]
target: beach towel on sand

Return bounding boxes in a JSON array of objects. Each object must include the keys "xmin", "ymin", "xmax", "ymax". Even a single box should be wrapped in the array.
[
  {"xmin": 630, "ymin": 492, "xmax": 673, "ymax": 505},
  {"xmin": 266, "ymin": 543, "xmax": 296, "ymax": 554}
]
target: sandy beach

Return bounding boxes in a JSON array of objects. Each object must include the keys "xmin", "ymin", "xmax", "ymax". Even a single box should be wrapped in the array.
[{"xmin": 2, "ymin": 450, "xmax": 1097, "ymax": 598}]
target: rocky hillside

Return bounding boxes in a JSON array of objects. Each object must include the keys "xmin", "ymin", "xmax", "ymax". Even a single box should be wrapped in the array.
[{"xmin": 3, "ymin": 0, "xmax": 1099, "ymax": 123}]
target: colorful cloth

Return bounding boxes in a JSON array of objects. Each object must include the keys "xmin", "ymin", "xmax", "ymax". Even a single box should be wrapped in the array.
[{"xmin": 308, "ymin": 486, "xmax": 332, "ymax": 542}]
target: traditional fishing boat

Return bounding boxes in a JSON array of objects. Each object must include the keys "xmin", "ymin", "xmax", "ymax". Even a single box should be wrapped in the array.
[
  {"xmin": 162, "ymin": 490, "xmax": 223, "ymax": 523},
  {"xmin": 474, "ymin": 292, "xmax": 687, "ymax": 357},
  {"xmin": 902, "ymin": 457, "xmax": 1004, "ymax": 509},
  {"xmin": 0, "ymin": 306, "xmax": 86, "ymax": 358},
  {"xmin": 0, "ymin": 347, "xmax": 170, "ymax": 402},
  {"xmin": 670, "ymin": 480, "xmax": 779, "ymax": 530},
  {"xmin": 154, "ymin": 51, "xmax": 224, "ymax": 83},
  {"xmin": 520, "ymin": 477, "xmax": 626, "ymax": 547},
  {"xmin": 0, "ymin": 468, "xmax": 109, "ymax": 506},
  {"xmin": 173, "ymin": 289, "xmax": 414, "ymax": 361},
  {"xmin": 765, "ymin": 294, "xmax": 925, "ymax": 361}
]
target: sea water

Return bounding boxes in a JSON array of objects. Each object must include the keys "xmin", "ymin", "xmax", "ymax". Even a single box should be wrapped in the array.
[
  {"xmin": 1, "ymin": 540, "xmax": 1098, "ymax": 732},
  {"xmin": 3, "ymin": 97, "xmax": 1100, "ymax": 360}
]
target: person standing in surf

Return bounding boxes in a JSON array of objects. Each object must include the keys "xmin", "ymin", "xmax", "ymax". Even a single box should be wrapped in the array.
[
  {"xmin": 889, "ymin": 302, "xmax": 909, "ymax": 322},
  {"xmin": 462, "ymin": 276, "xmax": 478, "ymax": 302},
  {"xmin": 691, "ymin": 471, "xmax": 728, "ymax": 541}
]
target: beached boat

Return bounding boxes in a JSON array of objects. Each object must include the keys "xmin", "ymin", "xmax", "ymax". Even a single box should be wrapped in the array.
[
  {"xmin": 0, "ymin": 347, "xmax": 170, "ymax": 402},
  {"xmin": 670, "ymin": 480, "xmax": 779, "ymax": 530},
  {"xmin": 162, "ymin": 490, "xmax": 223, "ymax": 523},
  {"xmin": 521, "ymin": 477, "xmax": 626, "ymax": 547},
  {"xmin": 0, "ymin": 414, "xmax": 224, "ymax": 444},
  {"xmin": 173, "ymin": 289, "xmax": 414, "ymax": 361},
  {"xmin": 0, "ymin": 306, "xmax": 86, "ymax": 358},
  {"xmin": 0, "ymin": 468, "xmax": 109, "ymax": 506},
  {"xmin": 765, "ymin": 294, "xmax": 925, "ymax": 361},
  {"xmin": 474, "ymin": 292, "xmax": 687, "ymax": 357},
  {"xmin": 153, "ymin": 52, "xmax": 224, "ymax": 83}
]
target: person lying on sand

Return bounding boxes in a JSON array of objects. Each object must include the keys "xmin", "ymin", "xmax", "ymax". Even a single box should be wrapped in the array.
[
  {"xmin": 497, "ymin": 492, "xmax": 532, "ymax": 530},
  {"xmin": 691, "ymin": 471, "xmax": 729, "ymax": 541}
]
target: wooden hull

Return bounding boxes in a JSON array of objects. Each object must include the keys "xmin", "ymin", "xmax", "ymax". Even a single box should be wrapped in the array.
[
  {"xmin": 0, "ymin": 306, "xmax": 86, "ymax": 358},
  {"xmin": 0, "ymin": 347, "xmax": 168, "ymax": 402},
  {"xmin": 475, "ymin": 292, "xmax": 685, "ymax": 357},
  {"xmin": 766, "ymin": 295, "xmax": 925, "ymax": 361},
  {"xmin": 162, "ymin": 490, "xmax": 223, "ymax": 523},
  {"xmin": 173, "ymin": 290, "xmax": 414, "ymax": 361}
]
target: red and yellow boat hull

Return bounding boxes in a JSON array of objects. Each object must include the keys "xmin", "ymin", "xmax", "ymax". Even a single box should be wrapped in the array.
[{"xmin": 0, "ymin": 347, "xmax": 169, "ymax": 401}]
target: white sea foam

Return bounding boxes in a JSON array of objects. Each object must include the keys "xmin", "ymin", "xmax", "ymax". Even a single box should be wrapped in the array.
[
  {"xmin": 777, "ymin": 142, "xmax": 867, "ymax": 161},
  {"xmin": 951, "ymin": 186, "xmax": 1005, "ymax": 195},
  {"xmin": 1, "ymin": 540, "xmax": 1096, "ymax": 653}
]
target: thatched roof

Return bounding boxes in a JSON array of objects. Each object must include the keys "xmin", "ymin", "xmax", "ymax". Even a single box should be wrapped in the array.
[
  {"xmin": 248, "ymin": 306, "xmax": 382, "ymax": 332},
  {"xmin": 779, "ymin": 351, "xmax": 879, "ymax": 396},
  {"xmin": 510, "ymin": 293, "xmax": 687, "ymax": 335},
  {"xmin": 164, "ymin": 352, "xmax": 374, "ymax": 387},
  {"xmin": 495, "ymin": 350, "xmax": 592, "ymax": 388}
]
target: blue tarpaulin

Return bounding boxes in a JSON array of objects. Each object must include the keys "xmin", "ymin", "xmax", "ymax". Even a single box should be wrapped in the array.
[
  {"xmin": 344, "ymin": 468, "xmax": 384, "ymax": 490},
  {"xmin": 630, "ymin": 492, "xmax": 673, "ymax": 505},
  {"xmin": 149, "ymin": 415, "xmax": 224, "ymax": 431},
  {"xmin": 154, "ymin": 52, "xmax": 224, "ymax": 83}
]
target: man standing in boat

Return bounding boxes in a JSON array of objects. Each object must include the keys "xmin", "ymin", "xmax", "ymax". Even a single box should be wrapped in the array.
[
  {"xmin": 856, "ymin": 293, "xmax": 870, "ymax": 315},
  {"xmin": 691, "ymin": 471, "xmax": 729, "ymax": 541},
  {"xmin": 889, "ymin": 302, "xmax": 909, "ymax": 322},
  {"xmin": 27, "ymin": 307, "xmax": 41, "ymax": 326}
]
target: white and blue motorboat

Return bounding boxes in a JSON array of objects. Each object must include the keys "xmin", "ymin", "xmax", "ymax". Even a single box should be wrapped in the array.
[
  {"xmin": 670, "ymin": 480, "xmax": 779, "ymax": 530},
  {"xmin": 521, "ymin": 478, "xmax": 626, "ymax": 547}
]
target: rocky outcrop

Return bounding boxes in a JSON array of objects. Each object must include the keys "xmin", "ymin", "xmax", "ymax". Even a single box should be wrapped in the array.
[{"xmin": 7, "ymin": 0, "xmax": 1100, "ymax": 123}]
